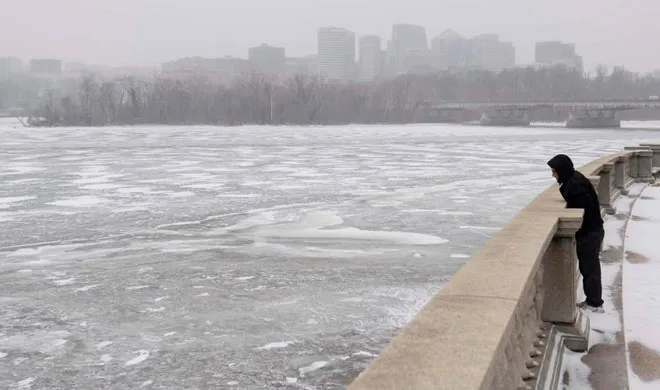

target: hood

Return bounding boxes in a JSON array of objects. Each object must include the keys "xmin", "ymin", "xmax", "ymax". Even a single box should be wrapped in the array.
[{"xmin": 547, "ymin": 154, "xmax": 575, "ymax": 184}]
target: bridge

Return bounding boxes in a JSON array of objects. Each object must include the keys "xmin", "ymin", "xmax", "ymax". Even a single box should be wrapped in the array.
[
  {"xmin": 349, "ymin": 144, "xmax": 660, "ymax": 389},
  {"xmin": 426, "ymin": 100, "xmax": 660, "ymax": 128}
]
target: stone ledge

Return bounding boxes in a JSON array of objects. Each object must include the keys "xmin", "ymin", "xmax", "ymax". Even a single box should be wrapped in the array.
[
  {"xmin": 439, "ymin": 212, "xmax": 557, "ymax": 300},
  {"xmin": 347, "ymin": 295, "xmax": 519, "ymax": 390},
  {"xmin": 349, "ymin": 148, "xmax": 649, "ymax": 390}
]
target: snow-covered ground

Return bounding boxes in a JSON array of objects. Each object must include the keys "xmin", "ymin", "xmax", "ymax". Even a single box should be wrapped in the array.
[
  {"xmin": 559, "ymin": 182, "xmax": 646, "ymax": 390},
  {"xmin": 560, "ymin": 179, "xmax": 660, "ymax": 390},
  {"xmin": 1, "ymin": 123, "xmax": 659, "ymax": 389},
  {"xmin": 624, "ymin": 185, "xmax": 660, "ymax": 389}
]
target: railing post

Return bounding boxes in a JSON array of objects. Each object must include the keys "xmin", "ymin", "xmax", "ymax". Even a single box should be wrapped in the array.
[
  {"xmin": 629, "ymin": 152, "xmax": 639, "ymax": 179},
  {"xmin": 542, "ymin": 214, "xmax": 589, "ymax": 352},
  {"xmin": 597, "ymin": 163, "xmax": 615, "ymax": 214},
  {"xmin": 624, "ymin": 147, "xmax": 645, "ymax": 179},
  {"xmin": 637, "ymin": 150, "xmax": 653, "ymax": 182},
  {"xmin": 614, "ymin": 156, "xmax": 627, "ymax": 195},
  {"xmin": 639, "ymin": 143, "xmax": 660, "ymax": 168}
]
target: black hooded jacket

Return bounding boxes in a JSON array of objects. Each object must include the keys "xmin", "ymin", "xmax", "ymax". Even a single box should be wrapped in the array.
[{"xmin": 547, "ymin": 154, "xmax": 604, "ymax": 235}]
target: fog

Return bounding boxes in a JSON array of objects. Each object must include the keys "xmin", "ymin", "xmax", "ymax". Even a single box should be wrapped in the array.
[{"xmin": 1, "ymin": 0, "xmax": 659, "ymax": 72}]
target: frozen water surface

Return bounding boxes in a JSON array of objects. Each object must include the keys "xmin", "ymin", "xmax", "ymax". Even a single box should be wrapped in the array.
[{"xmin": 0, "ymin": 122, "xmax": 659, "ymax": 389}]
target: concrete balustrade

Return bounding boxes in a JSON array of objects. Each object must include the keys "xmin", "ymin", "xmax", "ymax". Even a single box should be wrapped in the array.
[
  {"xmin": 627, "ymin": 150, "xmax": 639, "ymax": 179},
  {"xmin": 595, "ymin": 163, "xmax": 615, "ymax": 214},
  {"xmin": 614, "ymin": 155, "xmax": 630, "ymax": 195},
  {"xmin": 639, "ymin": 143, "xmax": 660, "ymax": 176},
  {"xmin": 623, "ymin": 147, "xmax": 654, "ymax": 181},
  {"xmin": 349, "ymin": 146, "xmax": 656, "ymax": 390},
  {"xmin": 637, "ymin": 150, "xmax": 654, "ymax": 182}
]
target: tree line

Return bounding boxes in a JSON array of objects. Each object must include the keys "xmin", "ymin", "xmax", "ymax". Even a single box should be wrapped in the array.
[{"xmin": 14, "ymin": 65, "xmax": 660, "ymax": 127}]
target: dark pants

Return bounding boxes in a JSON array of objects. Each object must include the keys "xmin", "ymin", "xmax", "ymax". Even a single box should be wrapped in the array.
[{"xmin": 576, "ymin": 229, "xmax": 605, "ymax": 307}]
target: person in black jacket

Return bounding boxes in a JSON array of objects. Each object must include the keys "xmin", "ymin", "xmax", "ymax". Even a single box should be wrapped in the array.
[{"xmin": 547, "ymin": 154, "xmax": 605, "ymax": 312}]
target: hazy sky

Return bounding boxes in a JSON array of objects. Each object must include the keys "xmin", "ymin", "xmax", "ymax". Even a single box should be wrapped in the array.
[{"xmin": 2, "ymin": 0, "xmax": 658, "ymax": 72}]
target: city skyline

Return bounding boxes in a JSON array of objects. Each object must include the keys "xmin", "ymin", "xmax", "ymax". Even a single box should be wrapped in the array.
[
  {"xmin": 0, "ymin": 30, "xmax": 626, "ymax": 78},
  {"xmin": 0, "ymin": 28, "xmax": 651, "ymax": 75},
  {"xmin": 2, "ymin": 30, "xmax": 569, "ymax": 83},
  {"xmin": 0, "ymin": 0, "xmax": 659, "ymax": 73}
]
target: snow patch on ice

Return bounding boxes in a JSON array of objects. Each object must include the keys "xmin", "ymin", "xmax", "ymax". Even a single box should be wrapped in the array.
[
  {"xmin": 1, "ymin": 331, "xmax": 70, "ymax": 355},
  {"xmin": 256, "ymin": 341, "xmax": 294, "ymax": 350},
  {"xmin": 117, "ymin": 187, "xmax": 151, "ymax": 194},
  {"xmin": 158, "ymin": 240, "xmax": 228, "ymax": 253},
  {"xmin": 247, "ymin": 210, "xmax": 447, "ymax": 245},
  {"xmin": 13, "ymin": 377, "xmax": 35, "ymax": 389},
  {"xmin": 353, "ymin": 351, "xmax": 377, "ymax": 357},
  {"xmin": 50, "ymin": 278, "xmax": 76, "ymax": 286},
  {"xmin": 126, "ymin": 285, "xmax": 150, "ymax": 291},
  {"xmin": 458, "ymin": 225, "xmax": 499, "ymax": 231},
  {"xmin": 50, "ymin": 196, "xmax": 109, "ymax": 207},
  {"xmin": 0, "ymin": 196, "xmax": 35, "ymax": 209},
  {"xmin": 81, "ymin": 183, "xmax": 123, "ymax": 190},
  {"xmin": 167, "ymin": 191, "xmax": 195, "ymax": 198},
  {"xmin": 95, "ymin": 341, "xmax": 113, "ymax": 350},
  {"xmin": 402, "ymin": 209, "xmax": 474, "ymax": 216},
  {"xmin": 299, "ymin": 361, "xmax": 328, "ymax": 376},
  {"xmin": 125, "ymin": 350, "xmax": 150, "ymax": 366},
  {"xmin": 7, "ymin": 243, "xmax": 85, "ymax": 258},
  {"xmin": 341, "ymin": 297, "xmax": 377, "ymax": 303},
  {"xmin": 242, "ymin": 241, "xmax": 386, "ymax": 259}
]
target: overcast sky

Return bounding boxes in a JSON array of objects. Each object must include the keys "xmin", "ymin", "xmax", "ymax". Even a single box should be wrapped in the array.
[{"xmin": 2, "ymin": 0, "xmax": 658, "ymax": 73}]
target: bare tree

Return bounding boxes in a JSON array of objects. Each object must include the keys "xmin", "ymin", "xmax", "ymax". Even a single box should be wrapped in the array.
[
  {"xmin": 286, "ymin": 73, "xmax": 326, "ymax": 123},
  {"xmin": 24, "ymin": 66, "xmax": 660, "ymax": 127}
]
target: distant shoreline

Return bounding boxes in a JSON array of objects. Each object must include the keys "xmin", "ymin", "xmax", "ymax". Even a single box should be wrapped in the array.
[{"xmin": 2, "ymin": 117, "xmax": 660, "ymax": 131}]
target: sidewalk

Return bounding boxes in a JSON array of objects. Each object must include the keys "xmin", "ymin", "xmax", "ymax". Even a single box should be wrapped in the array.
[
  {"xmin": 560, "ymin": 183, "xmax": 660, "ymax": 390},
  {"xmin": 622, "ymin": 184, "xmax": 660, "ymax": 389}
]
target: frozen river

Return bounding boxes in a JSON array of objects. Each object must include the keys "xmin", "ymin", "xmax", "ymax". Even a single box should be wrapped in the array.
[{"xmin": 1, "ymin": 121, "xmax": 659, "ymax": 389}]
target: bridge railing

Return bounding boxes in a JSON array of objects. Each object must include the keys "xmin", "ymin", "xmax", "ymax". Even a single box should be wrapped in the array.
[{"xmin": 348, "ymin": 145, "xmax": 658, "ymax": 390}]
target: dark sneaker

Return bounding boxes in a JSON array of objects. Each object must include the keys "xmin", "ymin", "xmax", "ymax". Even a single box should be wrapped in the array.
[{"xmin": 577, "ymin": 300, "xmax": 604, "ymax": 313}]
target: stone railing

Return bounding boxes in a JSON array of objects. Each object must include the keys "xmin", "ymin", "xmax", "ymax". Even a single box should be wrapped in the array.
[{"xmin": 349, "ymin": 144, "xmax": 659, "ymax": 390}]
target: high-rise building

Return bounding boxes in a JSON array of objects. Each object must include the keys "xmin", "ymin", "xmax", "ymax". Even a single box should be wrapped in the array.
[
  {"xmin": 0, "ymin": 57, "xmax": 23, "ymax": 79},
  {"xmin": 431, "ymin": 30, "xmax": 470, "ymax": 69},
  {"xmin": 468, "ymin": 34, "xmax": 516, "ymax": 71},
  {"xmin": 535, "ymin": 41, "xmax": 574, "ymax": 63},
  {"xmin": 358, "ymin": 35, "xmax": 382, "ymax": 82},
  {"xmin": 285, "ymin": 55, "xmax": 317, "ymax": 75},
  {"xmin": 387, "ymin": 24, "xmax": 428, "ymax": 74},
  {"xmin": 535, "ymin": 41, "xmax": 582, "ymax": 71},
  {"xmin": 248, "ymin": 44, "xmax": 286, "ymax": 74},
  {"xmin": 317, "ymin": 27, "xmax": 356, "ymax": 81},
  {"xmin": 403, "ymin": 49, "xmax": 442, "ymax": 74},
  {"xmin": 392, "ymin": 24, "xmax": 428, "ymax": 51},
  {"xmin": 30, "ymin": 58, "xmax": 62, "ymax": 76},
  {"xmin": 497, "ymin": 41, "xmax": 516, "ymax": 70}
]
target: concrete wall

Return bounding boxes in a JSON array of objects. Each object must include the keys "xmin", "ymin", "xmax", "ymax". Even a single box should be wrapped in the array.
[{"xmin": 349, "ymin": 145, "xmax": 657, "ymax": 390}]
